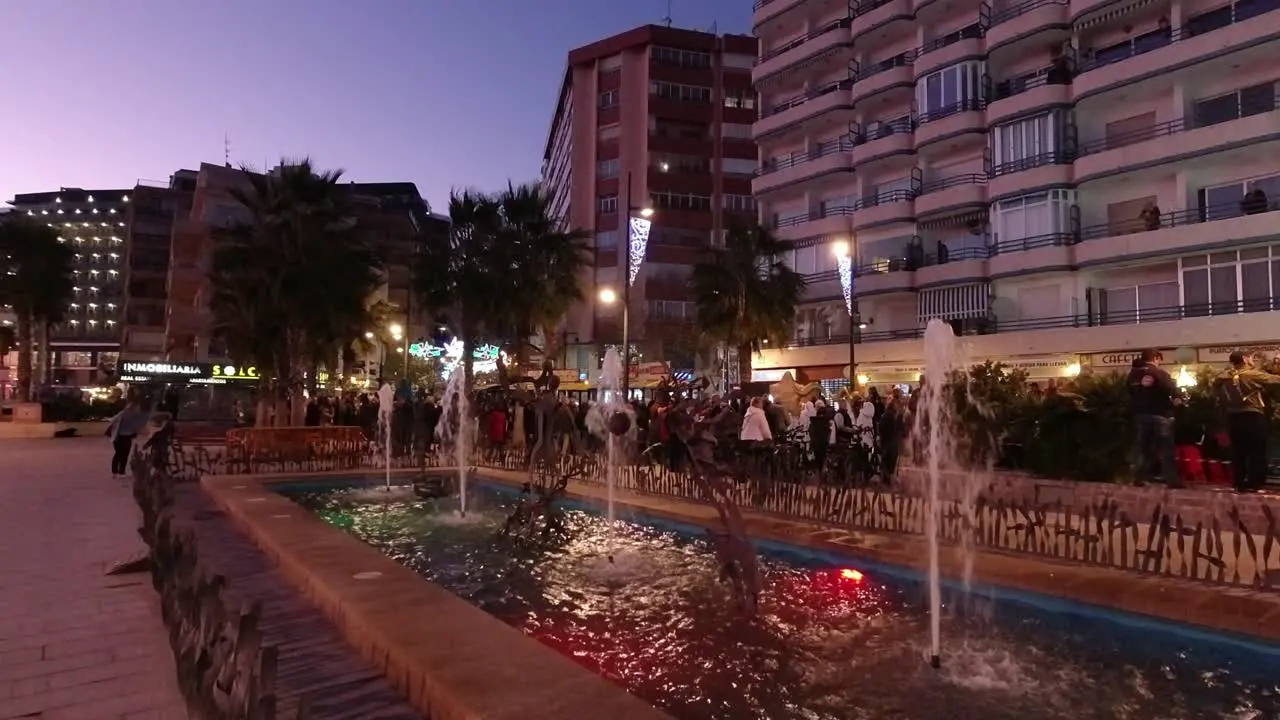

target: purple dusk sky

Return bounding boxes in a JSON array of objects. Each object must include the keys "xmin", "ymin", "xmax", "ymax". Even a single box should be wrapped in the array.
[{"xmin": 1, "ymin": 1, "xmax": 746, "ymax": 213}]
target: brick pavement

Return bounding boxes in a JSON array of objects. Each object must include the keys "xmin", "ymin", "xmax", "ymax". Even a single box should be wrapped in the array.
[{"xmin": 0, "ymin": 437, "xmax": 187, "ymax": 719}]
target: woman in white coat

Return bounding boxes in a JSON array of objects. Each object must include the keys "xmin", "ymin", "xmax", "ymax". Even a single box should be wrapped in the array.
[{"xmin": 740, "ymin": 397, "xmax": 773, "ymax": 444}]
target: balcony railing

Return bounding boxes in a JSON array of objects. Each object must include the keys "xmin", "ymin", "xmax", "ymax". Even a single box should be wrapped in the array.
[
  {"xmin": 772, "ymin": 203, "xmax": 857, "ymax": 229},
  {"xmin": 1077, "ymin": 0, "xmax": 1280, "ymax": 73},
  {"xmin": 919, "ymin": 174, "xmax": 986, "ymax": 195},
  {"xmin": 1078, "ymin": 200, "xmax": 1279, "ymax": 241},
  {"xmin": 854, "ymin": 53, "xmax": 914, "ymax": 82},
  {"xmin": 851, "ymin": 188, "xmax": 917, "ymax": 211},
  {"xmin": 758, "ymin": 17, "xmax": 851, "ymax": 63},
  {"xmin": 851, "ymin": 0, "xmax": 899, "ymax": 16},
  {"xmin": 989, "ymin": 64, "xmax": 1073, "ymax": 102},
  {"xmin": 784, "ymin": 298, "xmax": 1280, "ymax": 348},
  {"xmin": 1078, "ymin": 94, "xmax": 1280, "ymax": 155},
  {"xmin": 916, "ymin": 97, "xmax": 986, "ymax": 125},
  {"xmin": 988, "ymin": 150, "xmax": 1076, "ymax": 177},
  {"xmin": 851, "ymin": 116, "xmax": 916, "ymax": 142},
  {"xmin": 757, "ymin": 136, "xmax": 854, "ymax": 176},
  {"xmin": 917, "ymin": 23, "xmax": 986, "ymax": 57},
  {"xmin": 765, "ymin": 79, "xmax": 850, "ymax": 117},
  {"xmin": 988, "ymin": 0, "xmax": 1068, "ymax": 26},
  {"xmin": 991, "ymin": 230, "xmax": 1075, "ymax": 254}
]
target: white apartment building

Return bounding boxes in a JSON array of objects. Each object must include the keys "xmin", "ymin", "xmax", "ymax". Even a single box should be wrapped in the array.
[{"xmin": 749, "ymin": 0, "xmax": 1280, "ymax": 387}]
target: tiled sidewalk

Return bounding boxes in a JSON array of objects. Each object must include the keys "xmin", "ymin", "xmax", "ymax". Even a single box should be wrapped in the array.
[{"xmin": 0, "ymin": 438, "xmax": 186, "ymax": 720}]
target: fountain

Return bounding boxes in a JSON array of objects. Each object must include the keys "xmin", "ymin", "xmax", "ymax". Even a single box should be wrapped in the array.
[
  {"xmin": 917, "ymin": 318, "xmax": 965, "ymax": 669},
  {"xmin": 377, "ymin": 383, "xmax": 395, "ymax": 491},
  {"xmin": 587, "ymin": 347, "xmax": 630, "ymax": 523},
  {"xmin": 437, "ymin": 367, "xmax": 470, "ymax": 516}
]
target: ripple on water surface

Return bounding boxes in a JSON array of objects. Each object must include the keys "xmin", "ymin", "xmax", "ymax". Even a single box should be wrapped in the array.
[{"xmin": 290, "ymin": 486, "xmax": 1280, "ymax": 720}]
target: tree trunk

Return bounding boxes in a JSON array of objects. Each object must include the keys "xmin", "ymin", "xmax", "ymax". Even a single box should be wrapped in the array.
[
  {"xmin": 15, "ymin": 312, "xmax": 34, "ymax": 403},
  {"xmin": 35, "ymin": 321, "xmax": 50, "ymax": 389},
  {"xmin": 737, "ymin": 340, "xmax": 753, "ymax": 390}
]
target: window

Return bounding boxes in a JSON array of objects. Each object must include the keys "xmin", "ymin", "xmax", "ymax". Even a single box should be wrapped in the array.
[
  {"xmin": 991, "ymin": 111, "xmax": 1067, "ymax": 174},
  {"xmin": 722, "ymin": 123, "xmax": 753, "ymax": 139},
  {"xmin": 597, "ymin": 158, "xmax": 619, "ymax": 179},
  {"xmin": 647, "ymin": 300, "xmax": 697, "ymax": 320},
  {"xmin": 596, "ymin": 230, "xmax": 619, "ymax": 248},
  {"xmin": 598, "ymin": 195, "xmax": 618, "ymax": 214},
  {"xmin": 651, "ymin": 81, "xmax": 712, "ymax": 103},
  {"xmin": 1181, "ymin": 246, "xmax": 1280, "ymax": 317},
  {"xmin": 1089, "ymin": 24, "xmax": 1172, "ymax": 68},
  {"xmin": 722, "ymin": 194, "xmax": 755, "ymax": 213},
  {"xmin": 651, "ymin": 46, "xmax": 712, "ymax": 69},
  {"xmin": 722, "ymin": 53, "xmax": 755, "ymax": 70},
  {"xmin": 598, "ymin": 124, "xmax": 621, "ymax": 142},
  {"xmin": 598, "ymin": 90, "xmax": 618, "ymax": 109},
  {"xmin": 915, "ymin": 61, "xmax": 984, "ymax": 120},
  {"xmin": 1198, "ymin": 174, "xmax": 1280, "ymax": 220},
  {"xmin": 858, "ymin": 235, "xmax": 915, "ymax": 271},
  {"xmin": 652, "ymin": 227, "xmax": 708, "ymax": 247},
  {"xmin": 1101, "ymin": 282, "xmax": 1180, "ymax": 323},
  {"xmin": 872, "ymin": 177, "xmax": 916, "ymax": 204},
  {"xmin": 992, "ymin": 190, "xmax": 1076, "ymax": 252},
  {"xmin": 652, "ymin": 118, "xmax": 709, "ymax": 140},
  {"xmin": 653, "ymin": 192, "xmax": 712, "ymax": 212},
  {"xmin": 1193, "ymin": 82, "xmax": 1278, "ymax": 127},
  {"xmin": 724, "ymin": 93, "xmax": 756, "ymax": 110},
  {"xmin": 652, "ymin": 153, "xmax": 709, "ymax": 173},
  {"xmin": 720, "ymin": 157, "xmax": 757, "ymax": 175},
  {"xmin": 918, "ymin": 282, "xmax": 990, "ymax": 323}
]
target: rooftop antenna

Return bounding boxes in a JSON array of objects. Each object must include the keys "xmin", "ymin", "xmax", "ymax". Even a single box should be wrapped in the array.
[
  {"xmin": 224, "ymin": 133, "xmax": 232, "ymax": 168},
  {"xmin": 662, "ymin": 0, "xmax": 672, "ymax": 27}
]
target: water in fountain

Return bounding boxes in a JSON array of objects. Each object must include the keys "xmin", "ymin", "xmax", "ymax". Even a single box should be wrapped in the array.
[
  {"xmin": 586, "ymin": 347, "xmax": 629, "ymax": 523},
  {"xmin": 918, "ymin": 318, "xmax": 965, "ymax": 669},
  {"xmin": 377, "ymin": 383, "xmax": 395, "ymax": 491},
  {"xmin": 437, "ymin": 368, "xmax": 470, "ymax": 516}
]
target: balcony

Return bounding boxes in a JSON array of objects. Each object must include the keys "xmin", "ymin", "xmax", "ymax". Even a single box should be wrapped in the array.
[
  {"xmin": 1075, "ymin": 202, "xmax": 1280, "ymax": 266},
  {"xmin": 851, "ymin": 117, "xmax": 916, "ymax": 166},
  {"xmin": 851, "ymin": 56, "xmax": 914, "ymax": 105},
  {"xmin": 987, "ymin": 151, "xmax": 1075, "ymax": 198},
  {"xmin": 772, "ymin": 206, "xmax": 855, "ymax": 240},
  {"xmin": 1074, "ymin": 0, "xmax": 1280, "ymax": 99},
  {"xmin": 986, "ymin": 72, "xmax": 1072, "ymax": 126},
  {"xmin": 916, "ymin": 244, "xmax": 991, "ymax": 287},
  {"xmin": 916, "ymin": 174, "xmax": 987, "ymax": 215},
  {"xmin": 753, "ymin": 137, "xmax": 854, "ymax": 195},
  {"xmin": 914, "ymin": 33, "xmax": 985, "ymax": 76},
  {"xmin": 850, "ymin": 0, "xmax": 913, "ymax": 40},
  {"xmin": 752, "ymin": 0, "xmax": 807, "ymax": 27},
  {"xmin": 914, "ymin": 98, "xmax": 986, "ymax": 149},
  {"xmin": 1074, "ymin": 97, "xmax": 1280, "ymax": 181},
  {"xmin": 851, "ymin": 254, "xmax": 919, "ymax": 296},
  {"xmin": 986, "ymin": 0, "xmax": 1070, "ymax": 49},
  {"xmin": 754, "ymin": 80, "xmax": 852, "ymax": 139},
  {"xmin": 755, "ymin": 17, "xmax": 853, "ymax": 84},
  {"xmin": 852, "ymin": 189, "xmax": 917, "ymax": 230},
  {"xmin": 988, "ymin": 231, "xmax": 1075, "ymax": 277}
]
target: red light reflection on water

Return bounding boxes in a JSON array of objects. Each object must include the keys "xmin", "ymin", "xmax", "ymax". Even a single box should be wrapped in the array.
[{"xmin": 840, "ymin": 568, "xmax": 864, "ymax": 582}]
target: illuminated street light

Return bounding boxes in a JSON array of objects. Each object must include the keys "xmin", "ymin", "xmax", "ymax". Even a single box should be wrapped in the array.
[
  {"xmin": 598, "ymin": 287, "xmax": 618, "ymax": 304},
  {"xmin": 365, "ymin": 331, "xmax": 374, "ymax": 339},
  {"xmin": 389, "ymin": 323, "xmax": 403, "ymax": 337},
  {"xmin": 639, "ymin": 206, "xmax": 654, "ymax": 218}
]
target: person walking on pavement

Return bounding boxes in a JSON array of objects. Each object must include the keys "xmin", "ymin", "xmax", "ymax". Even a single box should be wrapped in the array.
[
  {"xmin": 1127, "ymin": 349, "xmax": 1182, "ymax": 488},
  {"xmin": 106, "ymin": 398, "xmax": 153, "ymax": 478},
  {"xmin": 1213, "ymin": 351, "xmax": 1280, "ymax": 493}
]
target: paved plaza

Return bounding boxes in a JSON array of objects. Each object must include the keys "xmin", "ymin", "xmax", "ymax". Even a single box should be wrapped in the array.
[{"xmin": 0, "ymin": 438, "xmax": 186, "ymax": 719}]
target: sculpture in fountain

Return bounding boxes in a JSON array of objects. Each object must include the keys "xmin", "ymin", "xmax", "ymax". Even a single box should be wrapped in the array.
[{"xmin": 664, "ymin": 391, "xmax": 763, "ymax": 617}]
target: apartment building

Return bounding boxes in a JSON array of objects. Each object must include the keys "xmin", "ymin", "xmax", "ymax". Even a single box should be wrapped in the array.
[
  {"xmin": 163, "ymin": 163, "xmax": 441, "ymax": 364},
  {"xmin": 750, "ymin": 0, "xmax": 1280, "ymax": 387},
  {"xmin": 7, "ymin": 188, "xmax": 132, "ymax": 385},
  {"xmin": 122, "ymin": 170, "xmax": 198, "ymax": 361},
  {"xmin": 542, "ymin": 24, "xmax": 759, "ymax": 377}
]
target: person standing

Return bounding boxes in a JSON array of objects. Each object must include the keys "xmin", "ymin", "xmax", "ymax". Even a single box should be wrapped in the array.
[
  {"xmin": 106, "ymin": 399, "xmax": 152, "ymax": 478},
  {"xmin": 1127, "ymin": 349, "xmax": 1182, "ymax": 487},
  {"xmin": 1214, "ymin": 351, "xmax": 1280, "ymax": 493}
]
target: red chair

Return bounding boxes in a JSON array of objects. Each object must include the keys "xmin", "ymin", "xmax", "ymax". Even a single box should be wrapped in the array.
[{"xmin": 1175, "ymin": 445, "xmax": 1207, "ymax": 484}]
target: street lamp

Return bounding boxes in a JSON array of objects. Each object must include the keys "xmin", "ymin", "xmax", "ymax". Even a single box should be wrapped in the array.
[
  {"xmin": 617, "ymin": 170, "xmax": 654, "ymax": 400},
  {"xmin": 832, "ymin": 240, "xmax": 859, "ymax": 392}
]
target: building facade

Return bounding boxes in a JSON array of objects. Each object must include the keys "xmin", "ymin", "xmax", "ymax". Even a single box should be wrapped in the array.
[
  {"xmin": 123, "ymin": 171, "xmax": 197, "ymax": 361},
  {"xmin": 7, "ymin": 188, "xmax": 132, "ymax": 385},
  {"xmin": 750, "ymin": 0, "xmax": 1280, "ymax": 387},
  {"xmin": 542, "ymin": 24, "xmax": 759, "ymax": 378}
]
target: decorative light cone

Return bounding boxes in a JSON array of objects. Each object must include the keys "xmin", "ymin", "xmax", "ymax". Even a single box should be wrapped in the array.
[
  {"xmin": 627, "ymin": 216, "xmax": 653, "ymax": 287},
  {"xmin": 608, "ymin": 411, "xmax": 632, "ymax": 436},
  {"xmin": 836, "ymin": 254, "xmax": 854, "ymax": 315}
]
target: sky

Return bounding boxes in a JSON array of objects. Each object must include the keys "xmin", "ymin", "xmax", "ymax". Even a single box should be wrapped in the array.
[{"xmin": 0, "ymin": 0, "xmax": 747, "ymax": 212}]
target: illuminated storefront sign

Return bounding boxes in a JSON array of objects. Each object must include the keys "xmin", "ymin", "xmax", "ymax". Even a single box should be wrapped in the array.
[
  {"xmin": 119, "ymin": 362, "xmax": 259, "ymax": 385},
  {"xmin": 409, "ymin": 339, "xmax": 507, "ymax": 378}
]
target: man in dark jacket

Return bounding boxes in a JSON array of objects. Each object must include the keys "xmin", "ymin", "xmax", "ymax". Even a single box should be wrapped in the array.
[
  {"xmin": 1214, "ymin": 351, "xmax": 1280, "ymax": 492},
  {"xmin": 1127, "ymin": 349, "xmax": 1182, "ymax": 487}
]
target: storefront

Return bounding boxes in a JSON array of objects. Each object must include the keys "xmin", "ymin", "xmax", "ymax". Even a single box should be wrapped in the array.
[
  {"xmin": 998, "ymin": 354, "xmax": 1080, "ymax": 382},
  {"xmin": 1197, "ymin": 342, "xmax": 1280, "ymax": 366},
  {"xmin": 119, "ymin": 361, "xmax": 259, "ymax": 420}
]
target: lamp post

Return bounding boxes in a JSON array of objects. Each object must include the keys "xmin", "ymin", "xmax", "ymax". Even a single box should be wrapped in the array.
[
  {"xmin": 618, "ymin": 170, "xmax": 654, "ymax": 401},
  {"xmin": 832, "ymin": 240, "xmax": 860, "ymax": 392}
]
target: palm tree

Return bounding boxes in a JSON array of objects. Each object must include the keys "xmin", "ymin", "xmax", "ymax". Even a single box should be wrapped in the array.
[
  {"xmin": 415, "ymin": 190, "xmax": 502, "ymax": 390},
  {"xmin": 691, "ymin": 223, "xmax": 806, "ymax": 386},
  {"xmin": 208, "ymin": 159, "xmax": 383, "ymax": 425},
  {"xmin": 0, "ymin": 218, "xmax": 75, "ymax": 402},
  {"xmin": 492, "ymin": 182, "xmax": 590, "ymax": 368}
]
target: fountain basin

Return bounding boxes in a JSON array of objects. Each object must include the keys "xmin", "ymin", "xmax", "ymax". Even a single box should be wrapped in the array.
[{"xmin": 203, "ymin": 471, "xmax": 1280, "ymax": 720}]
